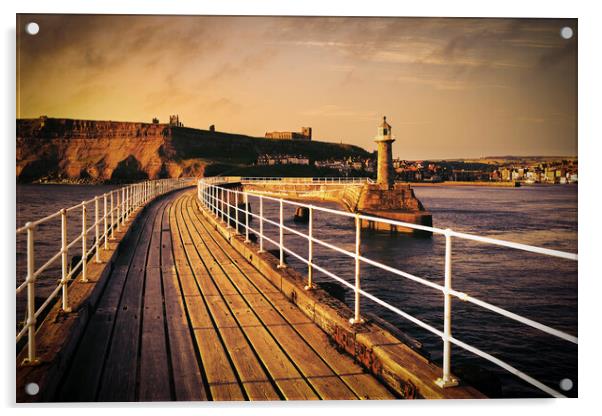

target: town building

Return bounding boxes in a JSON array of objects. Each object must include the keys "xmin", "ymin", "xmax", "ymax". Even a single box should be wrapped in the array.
[
  {"xmin": 257, "ymin": 154, "xmax": 310, "ymax": 166},
  {"xmin": 169, "ymin": 115, "xmax": 184, "ymax": 127},
  {"xmin": 265, "ymin": 127, "xmax": 312, "ymax": 141}
]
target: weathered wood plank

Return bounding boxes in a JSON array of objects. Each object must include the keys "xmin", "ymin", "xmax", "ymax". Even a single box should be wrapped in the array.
[
  {"xmin": 96, "ymin": 200, "xmax": 164, "ymax": 401},
  {"xmin": 224, "ymin": 264, "xmax": 394, "ymax": 398},
  {"xmin": 192, "ymin": 328, "xmax": 245, "ymax": 401},
  {"xmin": 221, "ymin": 247, "xmax": 395, "ymax": 399},
  {"xmin": 139, "ymin": 208, "xmax": 171, "ymax": 402},
  {"xmin": 56, "ymin": 200, "xmax": 160, "ymax": 402},
  {"xmin": 174, "ymin": 196, "xmax": 280, "ymax": 400},
  {"xmin": 205, "ymin": 296, "xmax": 281, "ymax": 400},
  {"xmin": 178, "ymin": 198, "xmax": 319, "ymax": 400},
  {"xmin": 220, "ymin": 294, "xmax": 319, "ymax": 401},
  {"xmin": 161, "ymin": 204, "xmax": 208, "ymax": 401},
  {"xmin": 176, "ymin": 196, "xmax": 316, "ymax": 400},
  {"xmin": 186, "ymin": 195, "xmax": 393, "ymax": 399},
  {"xmin": 171, "ymin": 197, "xmax": 244, "ymax": 401}
]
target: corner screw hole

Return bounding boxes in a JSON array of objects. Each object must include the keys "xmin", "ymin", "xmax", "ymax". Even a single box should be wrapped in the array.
[
  {"xmin": 560, "ymin": 26, "xmax": 573, "ymax": 40},
  {"xmin": 25, "ymin": 22, "xmax": 40, "ymax": 36},
  {"xmin": 559, "ymin": 378, "xmax": 573, "ymax": 391},
  {"xmin": 25, "ymin": 382, "xmax": 39, "ymax": 396}
]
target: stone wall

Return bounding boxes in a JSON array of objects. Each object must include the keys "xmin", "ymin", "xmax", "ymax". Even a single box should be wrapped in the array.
[{"xmin": 240, "ymin": 182, "xmax": 432, "ymax": 236}]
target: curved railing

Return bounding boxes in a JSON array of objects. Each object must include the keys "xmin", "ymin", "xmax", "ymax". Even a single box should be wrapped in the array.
[
  {"xmin": 235, "ymin": 176, "xmax": 373, "ymax": 185},
  {"xmin": 16, "ymin": 178, "xmax": 195, "ymax": 365},
  {"xmin": 197, "ymin": 177, "xmax": 577, "ymax": 398}
]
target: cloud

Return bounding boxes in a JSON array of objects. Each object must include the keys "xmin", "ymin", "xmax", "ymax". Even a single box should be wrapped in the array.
[
  {"xmin": 537, "ymin": 41, "xmax": 577, "ymax": 69},
  {"xmin": 300, "ymin": 104, "xmax": 377, "ymax": 121},
  {"xmin": 16, "ymin": 15, "xmax": 577, "ymax": 159}
]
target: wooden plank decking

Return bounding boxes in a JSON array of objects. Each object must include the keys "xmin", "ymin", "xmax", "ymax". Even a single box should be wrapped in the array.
[{"xmin": 54, "ymin": 189, "xmax": 395, "ymax": 401}]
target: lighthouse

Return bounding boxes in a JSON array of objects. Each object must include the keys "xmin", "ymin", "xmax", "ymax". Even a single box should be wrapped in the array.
[{"xmin": 374, "ymin": 116, "xmax": 395, "ymax": 189}]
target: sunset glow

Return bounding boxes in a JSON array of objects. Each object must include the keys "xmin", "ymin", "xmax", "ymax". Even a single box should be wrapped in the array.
[{"xmin": 17, "ymin": 15, "xmax": 577, "ymax": 159}]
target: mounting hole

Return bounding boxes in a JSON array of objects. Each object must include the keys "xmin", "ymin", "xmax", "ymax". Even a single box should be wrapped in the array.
[
  {"xmin": 559, "ymin": 378, "xmax": 573, "ymax": 391},
  {"xmin": 560, "ymin": 26, "xmax": 573, "ymax": 40},
  {"xmin": 25, "ymin": 382, "xmax": 39, "ymax": 396},
  {"xmin": 25, "ymin": 22, "xmax": 40, "ymax": 36}
]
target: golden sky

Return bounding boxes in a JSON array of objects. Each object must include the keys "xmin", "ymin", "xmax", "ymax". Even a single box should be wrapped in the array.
[{"xmin": 17, "ymin": 15, "xmax": 577, "ymax": 159}]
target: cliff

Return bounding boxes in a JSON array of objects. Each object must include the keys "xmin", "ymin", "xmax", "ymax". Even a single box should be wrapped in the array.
[{"xmin": 16, "ymin": 117, "xmax": 370, "ymax": 183}]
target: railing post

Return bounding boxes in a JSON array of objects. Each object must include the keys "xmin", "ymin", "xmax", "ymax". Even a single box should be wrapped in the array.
[
  {"xmin": 94, "ymin": 196, "xmax": 100, "ymax": 263},
  {"xmin": 349, "ymin": 214, "xmax": 363, "ymax": 324},
  {"xmin": 110, "ymin": 191, "xmax": 115, "ymax": 239},
  {"xmin": 305, "ymin": 206, "xmax": 313, "ymax": 290},
  {"xmin": 221, "ymin": 188, "xmax": 225, "ymax": 223},
  {"xmin": 60, "ymin": 209, "xmax": 71, "ymax": 313},
  {"xmin": 226, "ymin": 190, "xmax": 231, "ymax": 229},
  {"xmin": 244, "ymin": 192, "xmax": 250, "ymax": 243},
  {"xmin": 81, "ymin": 202, "xmax": 88, "ymax": 282},
  {"xmin": 436, "ymin": 228, "xmax": 459, "ymax": 388},
  {"xmin": 116, "ymin": 190, "xmax": 121, "ymax": 231},
  {"xmin": 258, "ymin": 195, "xmax": 264, "ymax": 253},
  {"xmin": 277, "ymin": 199, "xmax": 286, "ymax": 269},
  {"xmin": 121, "ymin": 187, "xmax": 125, "ymax": 226},
  {"xmin": 22, "ymin": 223, "xmax": 39, "ymax": 365},
  {"xmin": 103, "ymin": 193, "xmax": 108, "ymax": 249},
  {"xmin": 235, "ymin": 191, "xmax": 239, "ymax": 234},
  {"xmin": 211, "ymin": 186, "xmax": 216, "ymax": 216}
]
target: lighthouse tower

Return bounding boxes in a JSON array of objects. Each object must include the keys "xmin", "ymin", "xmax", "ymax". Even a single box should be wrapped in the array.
[{"xmin": 374, "ymin": 116, "xmax": 395, "ymax": 189}]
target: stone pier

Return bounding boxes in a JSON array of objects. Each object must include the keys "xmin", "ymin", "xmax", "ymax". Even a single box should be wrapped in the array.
[{"xmin": 357, "ymin": 117, "xmax": 432, "ymax": 236}]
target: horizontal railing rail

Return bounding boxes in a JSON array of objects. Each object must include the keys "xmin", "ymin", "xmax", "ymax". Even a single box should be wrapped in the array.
[
  {"xmin": 16, "ymin": 177, "xmax": 195, "ymax": 366},
  {"xmin": 197, "ymin": 178, "xmax": 578, "ymax": 398},
  {"xmin": 205, "ymin": 176, "xmax": 374, "ymax": 186}
]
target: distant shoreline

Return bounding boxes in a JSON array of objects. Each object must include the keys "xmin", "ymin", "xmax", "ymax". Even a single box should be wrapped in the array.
[
  {"xmin": 410, "ymin": 181, "xmax": 521, "ymax": 188},
  {"xmin": 21, "ymin": 179, "xmax": 575, "ymax": 189}
]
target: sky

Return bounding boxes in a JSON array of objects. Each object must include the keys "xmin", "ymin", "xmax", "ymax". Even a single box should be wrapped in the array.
[{"xmin": 16, "ymin": 15, "xmax": 577, "ymax": 159}]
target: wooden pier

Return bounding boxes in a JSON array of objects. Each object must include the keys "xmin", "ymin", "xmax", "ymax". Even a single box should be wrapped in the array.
[
  {"xmin": 17, "ymin": 177, "xmax": 578, "ymax": 401},
  {"xmin": 17, "ymin": 185, "xmax": 490, "ymax": 402},
  {"xmin": 37, "ymin": 189, "xmax": 395, "ymax": 401}
]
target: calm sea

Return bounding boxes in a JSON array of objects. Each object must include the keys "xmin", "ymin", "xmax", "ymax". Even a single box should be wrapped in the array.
[{"xmin": 15, "ymin": 183, "xmax": 577, "ymax": 398}]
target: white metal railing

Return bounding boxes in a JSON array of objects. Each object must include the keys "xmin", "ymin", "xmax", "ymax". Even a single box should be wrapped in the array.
[
  {"xmin": 16, "ymin": 178, "xmax": 194, "ymax": 365},
  {"xmin": 197, "ymin": 178, "xmax": 578, "ymax": 398},
  {"xmin": 210, "ymin": 176, "xmax": 374, "ymax": 185}
]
